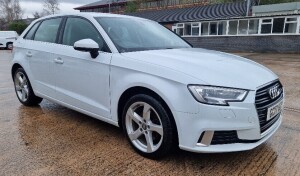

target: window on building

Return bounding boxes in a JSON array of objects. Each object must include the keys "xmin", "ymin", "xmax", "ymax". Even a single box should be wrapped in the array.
[
  {"xmin": 201, "ymin": 22, "xmax": 209, "ymax": 36},
  {"xmin": 184, "ymin": 23, "xmax": 191, "ymax": 36},
  {"xmin": 238, "ymin": 20, "xmax": 248, "ymax": 35},
  {"xmin": 172, "ymin": 25, "xmax": 177, "ymax": 34},
  {"xmin": 286, "ymin": 17, "xmax": 297, "ymax": 22},
  {"xmin": 272, "ymin": 18, "xmax": 285, "ymax": 33},
  {"xmin": 248, "ymin": 19, "xmax": 259, "ymax": 34},
  {"xmin": 174, "ymin": 15, "xmax": 300, "ymax": 37},
  {"xmin": 191, "ymin": 23, "xmax": 200, "ymax": 36},
  {"xmin": 176, "ymin": 23, "xmax": 184, "ymax": 36},
  {"xmin": 218, "ymin": 21, "xmax": 227, "ymax": 35},
  {"xmin": 284, "ymin": 17, "xmax": 297, "ymax": 34},
  {"xmin": 209, "ymin": 22, "xmax": 218, "ymax": 35},
  {"xmin": 261, "ymin": 18, "xmax": 272, "ymax": 34},
  {"xmin": 228, "ymin": 20, "xmax": 238, "ymax": 35}
]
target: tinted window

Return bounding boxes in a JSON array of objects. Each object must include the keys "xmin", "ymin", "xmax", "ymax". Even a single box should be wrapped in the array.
[
  {"xmin": 272, "ymin": 18, "xmax": 284, "ymax": 33},
  {"xmin": 34, "ymin": 18, "xmax": 62, "ymax": 43},
  {"xmin": 24, "ymin": 22, "xmax": 40, "ymax": 40},
  {"xmin": 62, "ymin": 17, "xmax": 105, "ymax": 51}
]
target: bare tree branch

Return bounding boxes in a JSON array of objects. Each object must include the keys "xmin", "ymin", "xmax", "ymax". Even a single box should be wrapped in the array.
[
  {"xmin": 43, "ymin": 0, "xmax": 60, "ymax": 15},
  {"xmin": 32, "ymin": 10, "xmax": 48, "ymax": 19},
  {"xmin": 0, "ymin": 0, "xmax": 23, "ymax": 29}
]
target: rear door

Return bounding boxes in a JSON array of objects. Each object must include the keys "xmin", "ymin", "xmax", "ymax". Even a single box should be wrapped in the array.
[
  {"xmin": 25, "ymin": 17, "xmax": 63, "ymax": 98},
  {"xmin": 52, "ymin": 17, "xmax": 112, "ymax": 118}
]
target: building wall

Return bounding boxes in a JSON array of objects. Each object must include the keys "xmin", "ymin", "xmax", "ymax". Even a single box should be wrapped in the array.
[
  {"xmin": 163, "ymin": 23, "xmax": 173, "ymax": 30},
  {"xmin": 252, "ymin": 2, "xmax": 300, "ymax": 16},
  {"xmin": 183, "ymin": 35, "xmax": 300, "ymax": 53}
]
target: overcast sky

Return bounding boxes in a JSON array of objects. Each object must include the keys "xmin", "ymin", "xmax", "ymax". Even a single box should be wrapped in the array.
[{"xmin": 21, "ymin": 0, "xmax": 97, "ymax": 18}]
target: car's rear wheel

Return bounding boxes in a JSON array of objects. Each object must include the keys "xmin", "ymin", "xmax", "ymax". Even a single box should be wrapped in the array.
[
  {"xmin": 13, "ymin": 68, "xmax": 43, "ymax": 106},
  {"xmin": 122, "ymin": 94, "xmax": 175, "ymax": 159}
]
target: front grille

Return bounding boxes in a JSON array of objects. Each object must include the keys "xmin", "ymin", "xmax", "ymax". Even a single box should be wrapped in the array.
[
  {"xmin": 255, "ymin": 80, "xmax": 283, "ymax": 133},
  {"xmin": 210, "ymin": 131, "xmax": 258, "ymax": 145}
]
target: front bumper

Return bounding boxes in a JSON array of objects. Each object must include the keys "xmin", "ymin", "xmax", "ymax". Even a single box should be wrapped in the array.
[
  {"xmin": 174, "ymin": 90, "xmax": 283, "ymax": 153},
  {"xmin": 180, "ymin": 115, "xmax": 281, "ymax": 153}
]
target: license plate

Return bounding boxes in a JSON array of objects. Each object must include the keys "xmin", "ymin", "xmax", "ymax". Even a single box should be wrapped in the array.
[{"xmin": 267, "ymin": 100, "xmax": 283, "ymax": 121}]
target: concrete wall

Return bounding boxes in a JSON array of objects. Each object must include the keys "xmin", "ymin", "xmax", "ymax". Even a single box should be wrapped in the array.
[
  {"xmin": 183, "ymin": 35, "xmax": 300, "ymax": 53},
  {"xmin": 252, "ymin": 2, "xmax": 300, "ymax": 16}
]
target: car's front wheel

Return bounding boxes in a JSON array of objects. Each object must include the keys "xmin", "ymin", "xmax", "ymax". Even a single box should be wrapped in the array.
[
  {"xmin": 122, "ymin": 94, "xmax": 175, "ymax": 159},
  {"xmin": 13, "ymin": 68, "xmax": 43, "ymax": 106}
]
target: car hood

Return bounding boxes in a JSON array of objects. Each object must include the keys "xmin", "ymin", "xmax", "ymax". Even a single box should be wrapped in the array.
[{"xmin": 121, "ymin": 48, "xmax": 278, "ymax": 90}]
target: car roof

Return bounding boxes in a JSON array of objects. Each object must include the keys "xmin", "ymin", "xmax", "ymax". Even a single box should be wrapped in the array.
[{"xmin": 38, "ymin": 13, "xmax": 149, "ymax": 21}]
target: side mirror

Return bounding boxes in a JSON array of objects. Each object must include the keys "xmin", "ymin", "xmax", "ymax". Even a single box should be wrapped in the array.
[{"xmin": 74, "ymin": 39, "xmax": 99, "ymax": 59}]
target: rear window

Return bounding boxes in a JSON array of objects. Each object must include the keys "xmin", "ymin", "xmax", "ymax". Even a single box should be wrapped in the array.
[{"xmin": 34, "ymin": 18, "xmax": 62, "ymax": 43}]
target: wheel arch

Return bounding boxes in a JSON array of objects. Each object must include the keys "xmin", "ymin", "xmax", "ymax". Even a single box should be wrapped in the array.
[
  {"xmin": 11, "ymin": 63, "xmax": 23, "ymax": 79},
  {"xmin": 6, "ymin": 42, "xmax": 13, "ymax": 49},
  {"xmin": 117, "ymin": 86, "xmax": 179, "ymax": 145},
  {"xmin": 6, "ymin": 41, "xmax": 13, "ymax": 45}
]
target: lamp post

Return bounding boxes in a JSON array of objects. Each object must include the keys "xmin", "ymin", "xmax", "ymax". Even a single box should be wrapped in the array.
[
  {"xmin": 108, "ymin": 0, "xmax": 119, "ymax": 13},
  {"xmin": 108, "ymin": 0, "xmax": 111, "ymax": 13},
  {"xmin": 246, "ymin": 0, "xmax": 251, "ymax": 16}
]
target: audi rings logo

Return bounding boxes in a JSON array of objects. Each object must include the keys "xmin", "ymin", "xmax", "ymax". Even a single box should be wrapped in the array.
[{"xmin": 268, "ymin": 85, "xmax": 281, "ymax": 99}]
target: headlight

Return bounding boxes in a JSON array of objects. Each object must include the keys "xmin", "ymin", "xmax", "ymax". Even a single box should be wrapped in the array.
[{"xmin": 188, "ymin": 85, "xmax": 248, "ymax": 106}]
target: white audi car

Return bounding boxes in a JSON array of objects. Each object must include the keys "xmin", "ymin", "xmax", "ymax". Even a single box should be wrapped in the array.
[{"xmin": 11, "ymin": 13, "xmax": 284, "ymax": 159}]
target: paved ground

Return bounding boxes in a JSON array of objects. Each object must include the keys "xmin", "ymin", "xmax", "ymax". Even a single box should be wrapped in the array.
[{"xmin": 0, "ymin": 50, "xmax": 300, "ymax": 176}]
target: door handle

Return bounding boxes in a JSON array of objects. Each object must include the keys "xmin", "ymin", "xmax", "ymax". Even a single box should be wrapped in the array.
[
  {"xmin": 26, "ymin": 51, "xmax": 32, "ymax": 57},
  {"xmin": 54, "ymin": 58, "xmax": 64, "ymax": 64}
]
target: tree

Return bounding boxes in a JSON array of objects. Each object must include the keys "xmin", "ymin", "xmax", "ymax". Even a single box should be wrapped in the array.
[
  {"xmin": 32, "ymin": 11, "xmax": 42, "ymax": 19},
  {"xmin": 43, "ymin": 0, "xmax": 60, "ymax": 15},
  {"xmin": 125, "ymin": 1, "xmax": 138, "ymax": 12},
  {"xmin": 0, "ymin": 0, "xmax": 23, "ymax": 30},
  {"xmin": 32, "ymin": 10, "xmax": 48, "ymax": 19},
  {"xmin": 0, "ymin": 0, "xmax": 23, "ymax": 22},
  {"xmin": 8, "ymin": 21, "xmax": 27, "ymax": 34},
  {"xmin": 0, "ymin": 18, "xmax": 6, "ymax": 30}
]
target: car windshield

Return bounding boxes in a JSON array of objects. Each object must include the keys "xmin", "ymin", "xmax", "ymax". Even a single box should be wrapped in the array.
[{"xmin": 95, "ymin": 17, "xmax": 191, "ymax": 53}]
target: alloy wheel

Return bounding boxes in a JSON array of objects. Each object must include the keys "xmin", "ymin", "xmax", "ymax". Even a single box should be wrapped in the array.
[
  {"xmin": 125, "ymin": 102, "xmax": 164, "ymax": 153},
  {"xmin": 14, "ymin": 72, "xmax": 29, "ymax": 102}
]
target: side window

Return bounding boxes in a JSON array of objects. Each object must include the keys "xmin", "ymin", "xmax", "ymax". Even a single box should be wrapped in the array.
[
  {"xmin": 24, "ymin": 22, "xmax": 40, "ymax": 40},
  {"xmin": 34, "ymin": 18, "xmax": 62, "ymax": 43},
  {"xmin": 62, "ymin": 17, "xmax": 106, "ymax": 51}
]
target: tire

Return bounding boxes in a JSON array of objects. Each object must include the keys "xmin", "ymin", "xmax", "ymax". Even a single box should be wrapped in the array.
[
  {"xmin": 6, "ymin": 43, "xmax": 13, "ymax": 50},
  {"xmin": 122, "ymin": 94, "xmax": 175, "ymax": 159},
  {"xmin": 13, "ymin": 68, "xmax": 43, "ymax": 106}
]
